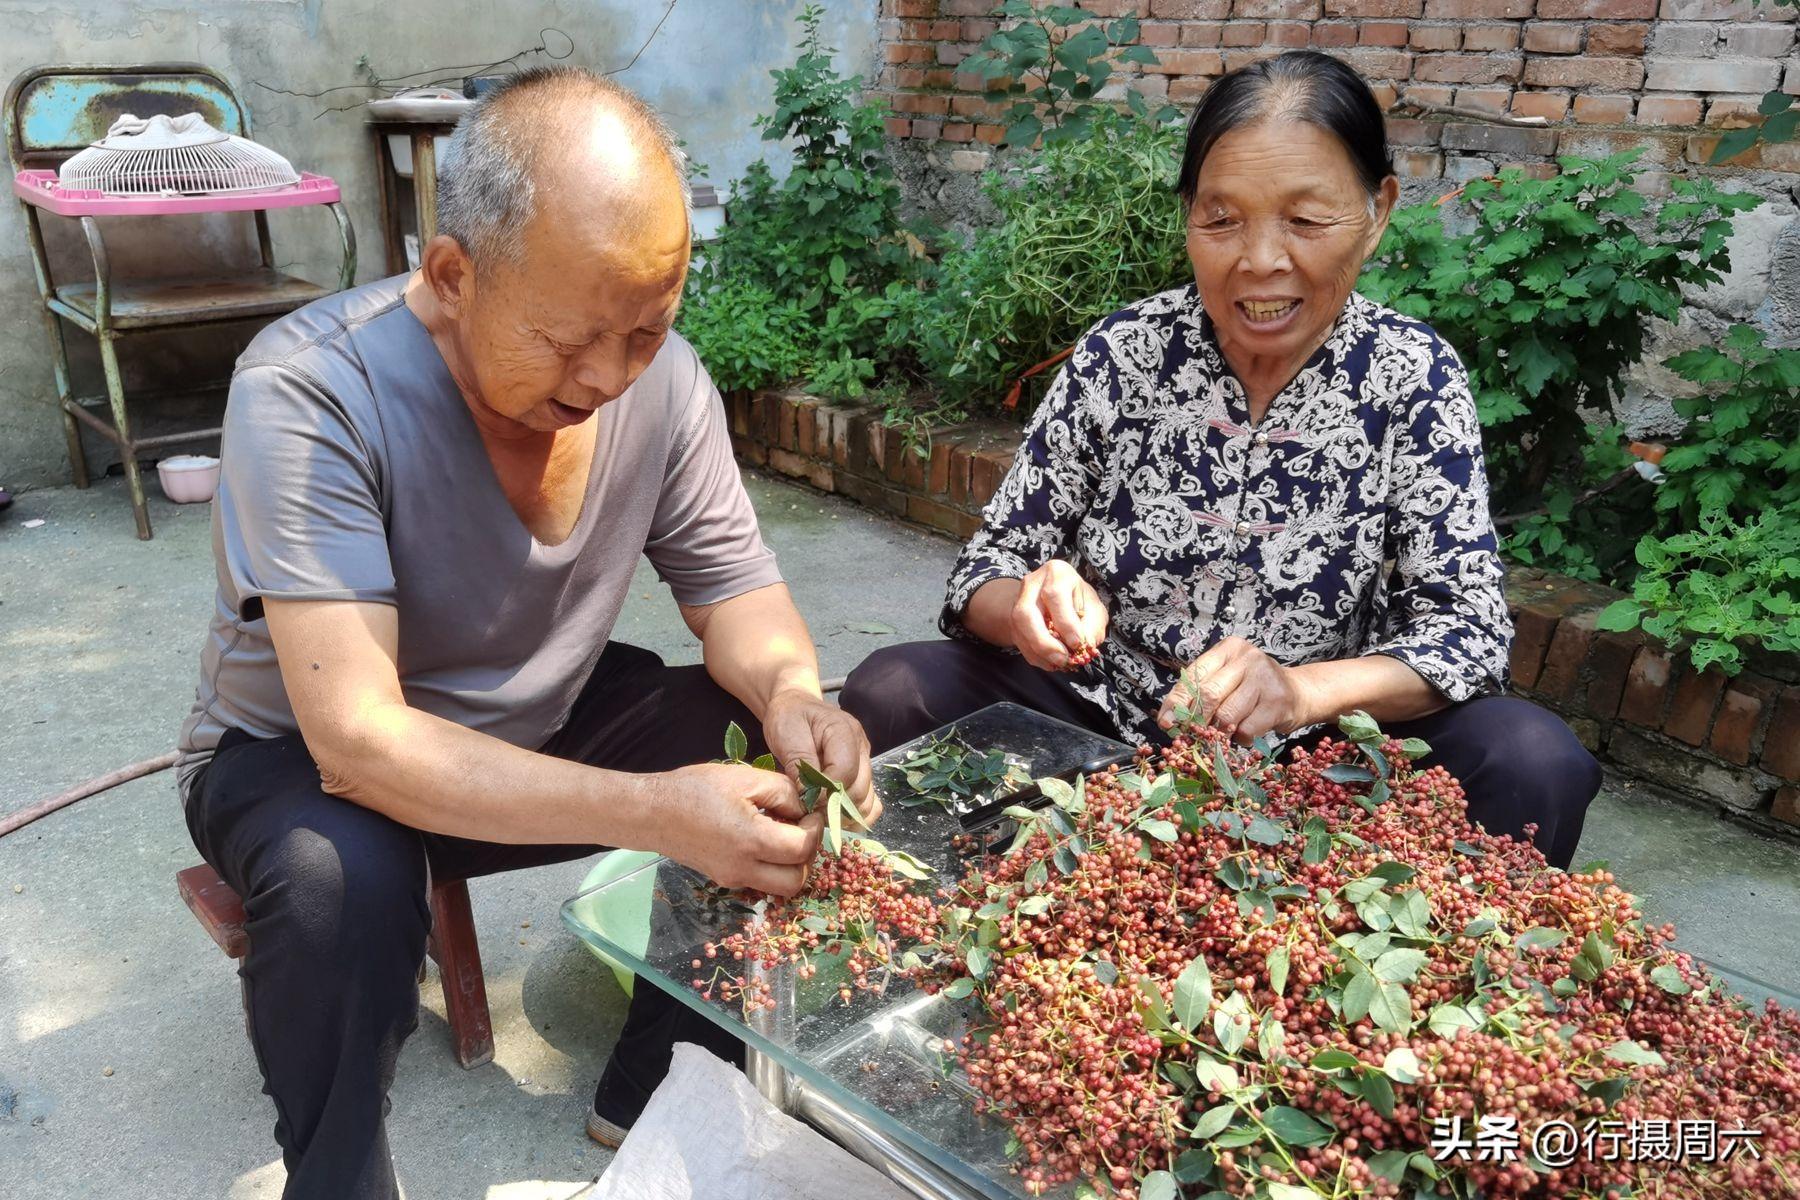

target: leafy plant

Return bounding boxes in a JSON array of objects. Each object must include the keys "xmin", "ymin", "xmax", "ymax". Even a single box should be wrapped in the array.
[
  {"xmin": 890, "ymin": 731, "xmax": 1030, "ymax": 811},
  {"xmin": 960, "ymin": 1, "xmax": 1179, "ymax": 147},
  {"xmin": 1655, "ymin": 324, "xmax": 1800, "ymax": 526},
  {"xmin": 904, "ymin": 109, "xmax": 1190, "ymax": 406},
  {"xmin": 681, "ymin": 5, "xmax": 924, "ymax": 400},
  {"xmin": 1709, "ymin": 0, "xmax": 1799, "ymax": 163},
  {"xmin": 1597, "ymin": 513, "xmax": 1800, "ymax": 674},
  {"xmin": 1359, "ymin": 151, "xmax": 1761, "ymax": 513}
]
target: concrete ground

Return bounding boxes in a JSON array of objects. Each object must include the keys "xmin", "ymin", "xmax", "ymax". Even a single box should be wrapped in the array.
[{"xmin": 2, "ymin": 472, "xmax": 1797, "ymax": 1199}]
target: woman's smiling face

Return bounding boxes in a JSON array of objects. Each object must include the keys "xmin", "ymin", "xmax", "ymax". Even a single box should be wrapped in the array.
[{"xmin": 1185, "ymin": 118, "xmax": 1397, "ymax": 375}]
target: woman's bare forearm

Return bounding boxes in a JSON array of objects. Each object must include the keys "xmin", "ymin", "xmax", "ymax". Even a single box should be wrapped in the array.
[
  {"xmin": 961, "ymin": 577, "xmax": 1025, "ymax": 649},
  {"xmin": 1289, "ymin": 654, "xmax": 1447, "ymax": 729}
]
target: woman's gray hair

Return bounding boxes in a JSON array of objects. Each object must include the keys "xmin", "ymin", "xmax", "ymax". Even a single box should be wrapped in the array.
[{"xmin": 436, "ymin": 66, "xmax": 689, "ymax": 270}]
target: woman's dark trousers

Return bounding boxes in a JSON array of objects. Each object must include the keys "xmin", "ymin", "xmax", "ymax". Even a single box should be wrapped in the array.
[{"xmin": 840, "ymin": 639, "xmax": 1602, "ymax": 871}]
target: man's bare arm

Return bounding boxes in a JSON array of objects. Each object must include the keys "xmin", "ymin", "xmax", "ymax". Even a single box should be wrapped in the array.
[{"xmin": 264, "ymin": 597, "xmax": 820, "ymax": 894}]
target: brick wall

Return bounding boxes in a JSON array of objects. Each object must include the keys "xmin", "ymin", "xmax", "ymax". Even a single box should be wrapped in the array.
[
  {"xmin": 874, "ymin": 0, "xmax": 1800, "ymax": 178},
  {"xmin": 732, "ymin": 385, "xmax": 1800, "ymax": 840}
]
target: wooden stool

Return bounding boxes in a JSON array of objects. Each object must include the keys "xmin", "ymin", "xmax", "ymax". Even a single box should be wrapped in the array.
[{"xmin": 176, "ymin": 863, "xmax": 494, "ymax": 1068}]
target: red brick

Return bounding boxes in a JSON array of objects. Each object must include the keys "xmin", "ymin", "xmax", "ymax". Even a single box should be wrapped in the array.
[
  {"xmin": 1395, "ymin": 149, "xmax": 1445, "ymax": 176},
  {"xmin": 885, "ymin": 42, "xmax": 933, "ymax": 65},
  {"xmin": 884, "ymin": 116, "xmax": 913, "ymax": 137},
  {"xmin": 1269, "ymin": 21, "xmax": 1312, "ymax": 44},
  {"xmin": 902, "ymin": 441, "xmax": 928, "ymax": 490},
  {"xmin": 1413, "ymin": 52, "xmax": 1522, "ymax": 83},
  {"xmin": 1510, "ymin": 603, "xmax": 1560, "ymax": 689},
  {"xmin": 960, "ymin": 17, "xmax": 997, "ymax": 39},
  {"xmin": 926, "ymin": 435, "xmax": 957, "ymax": 496},
  {"xmin": 1636, "ymin": 93, "xmax": 1704, "ymax": 125},
  {"xmin": 1405, "ymin": 22, "xmax": 1459, "ymax": 48},
  {"xmin": 1659, "ymin": 0, "xmax": 1787, "ymax": 17},
  {"xmin": 1461, "ymin": 23, "xmax": 1521, "ymax": 51},
  {"xmin": 1644, "ymin": 57, "xmax": 1782, "ymax": 94},
  {"xmin": 1586, "ymin": 629, "xmax": 1645, "ymax": 721},
  {"xmin": 795, "ymin": 401, "xmax": 817, "ymax": 457},
  {"xmin": 1685, "ymin": 133, "xmax": 1800, "ymax": 170},
  {"xmin": 1370, "ymin": 82, "xmax": 1400, "ymax": 107},
  {"xmin": 1442, "ymin": 119, "xmax": 1560, "ymax": 155},
  {"xmin": 1402, "ymin": 83, "xmax": 1457, "ymax": 106},
  {"xmin": 1773, "ymin": 786, "xmax": 1800, "ymax": 829},
  {"xmin": 1722, "ymin": 24, "xmax": 1797, "ymax": 58},
  {"xmin": 891, "ymin": 92, "xmax": 952, "ymax": 116},
  {"xmin": 1588, "ymin": 23, "xmax": 1649, "ymax": 56},
  {"xmin": 896, "ymin": 0, "xmax": 940, "ymax": 19},
  {"xmin": 1561, "ymin": 127, "xmax": 1684, "ymax": 163},
  {"xmin": 1223, "ymin": 21, "xmax": 1269, "ymax": 46},
  {"xmin": 1388, "ymin": 115, "xmax": 1443, "ymax": 144},
  {"xmin": 941, "ymin": 122, "xmax": 975, "ymax": 142},
  {"xmin": 1233, "ymin": 0, "xmax": 1322, "ymax": 15},
  {"xmin": 1170, "ymin": 76, "xmax": 1215, "ymax": 101},
  {"xmin": 906, "ymin": 493, "xmax": 972, "ymax": 536},
  {"xmin": 1328, "ymin": 47, "xmax": 1415, "ymax": 77},
  {"xmin": 1225, "ymin": 46, "xmax": 1289, "ymax": 68},
  {"xmin": 733, "ymin": 432, "xmax": 767, "ymax": 467},
  {"xmin": 938, "ymin": 0, "xmax": 988, "ymax": 13},
  {"xmin": 1455, "ymin": 86, "xmax": 1513, "ymax": 113},
  {"xmin": 973, "ymin": 123, "xmax": 1005, "ymax": 145},
  {"xmin": 1141, "ymin": 20, "xmax": 1182, "ymax": 44},
  {"xmin": 1523, "ymin": 21, "xmax": 1583, "ymax": 53},
  {"xmin": 909, "ymin": 117, "xmax": 944, "ymax": 139},
  {"xmin": 1536, "ymin": 610, "xmax": 1599, "ymax": 702},
  {"xmin": 1572, "ymin": 93, "xmax": 1637, "ymax": 123},
  {"xmin": 1511, "ymin": 90, "xmax": 1572, "ymax": 121},
  {"xmin": 1540, "ymin": 0, "xmax": 1653, "ymax": 12},
  {"xmin": 1423, "ymin": 0, "xmax": 1530, "ymax": 15},
  {"xmin": 1182, "ymin": 21, "xmax": 1227, "ymax": 44},
  {"xmin": 1704, "ymin": 96, "xmax": 1765, "ymax": 128},
  {"xmin": 1145, "ymin": 47, "xmax": 1229, "ymax": 73},
  {"xmin": 1150, "ymin": 0, "xmax": 1232, "ymax": 15},
  {"xmin": 883, "ymin": 426, "xmax": 910, "ymax": 483},
  {"xmin": 969, "ymin": 449, "xmax": 1014, "ymax": 506},
  {"xmin": 1708, "ymin": 673, "xmax": 1778, "ymax": 766},
  {"xmin": 1663, "ymin": 666, "xmax": 1727, "ymax": 747},
  {"xmin": 1523, "ymin": 57, "xmax": 1646, "ymax": 90},
  {"xmin": 1322, "ymin": 0, "xmax": 1421, "ymax": 13},
  {"xmin": 1762, "ymin": 688, "xmax": 1800, "ymax": 780},
  {"xmin": 1312, "ymin": 20, "xmax": 1359, "ymax": 45},
  {"xmin": 1619, "ymin": 646, "xmax": 1674, "ymax": 728},
  {"xmin": 947, "ymin": 444, "xmax": 974, "ymax": 506}
]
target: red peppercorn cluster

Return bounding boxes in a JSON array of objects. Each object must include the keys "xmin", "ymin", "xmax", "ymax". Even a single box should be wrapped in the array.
[
  {"xmin": 691, "ymin": 725, "xmax": 1800, "ymax": 1199},
  {"xmin": 1045, "ymin": 617, "xmax": 1100, "ymax": 667}
]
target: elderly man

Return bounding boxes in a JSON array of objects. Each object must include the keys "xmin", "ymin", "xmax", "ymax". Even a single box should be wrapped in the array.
[{"xmin": 175, "ymin": 68, "xmax": 874, "ymax": 1198}]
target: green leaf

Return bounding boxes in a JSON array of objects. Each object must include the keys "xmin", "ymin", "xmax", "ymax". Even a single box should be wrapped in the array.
[
  {"xmin": 1174, "ymin": 955, "xmax": 1215, "ymax": 1030},
  {"xmin": 1361, "ymin": 1068, "xmax": 1396, "ymax": 1118},
  {"xmin": 1515, "ymin": 927, "xmax": 1569, "ymax": 952},
  {"xmin": 1368, "ymin": 980, "xmax": 1413, "ymax": 1033},
  {"xmin": 1381, "ymin": 1046, "xmax": 1423, "ymax": 1083},
  {"xmin": 1367, "ymin": 1149, "xmax": 1412, "ymax": 1184},
  {"xmin": 1192, "ymin": 1103, "xmax": 1236, "ymax": 1139},
  {"xmin": 827, "ymin": 790, "xmax": 843, "ymax": 853},
  {"xmin": 1650, "ymin": 963, "xmax": 1693, "ymax": 995},
  {"xmin": 1429, "ymin": 1002, "xmax": 1480, "ymax": 1040},
  {"xmin": 1140, "ymin": 817, "xmax": 1179, "ymax": 843},
  {"xmin": 941, "ymin": 977, "xmax": 975, "ymax": 1000},
  {"xmin": 1260, "ymin": 1105, "xmax": 1335, "ymax": 1148},
  {"xmin": 1343, "ymin": 968, "xmax": 1378, "ymax": 1023},
  {"xmin": 1267, "ymin": 945, "xmax": 1291, "ymax": 996},
  {"xmin": 1373, "ymin": 948, "xmax": 1430, "ymax": 983},
  {"xmin": 723, "ymin": 721, "xmax": 748, "ymax": 763},
  {"xmin": 1603, "ymin": 1039, "xmax": 1667, "ymax": 1068},
  {"xmin": 1311, "ymin": 1048, "xmax": 1363, "ymax": 1072},
  {"xmin": 1595, "ymin": 598, "xmax": 1644, "ymax": 632},
  {"xmin": 966, "ymin": 945, "xmax": 992, "ymax": 979}
]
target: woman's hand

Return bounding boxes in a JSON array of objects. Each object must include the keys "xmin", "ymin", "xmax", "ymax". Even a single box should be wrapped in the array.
[
  {"xmin": 1157, "ymin": 637, "xmax": 1318, "ymax": 743},
  {"xmin": 1011, "ymin": 560, "xmax": 1109, "ymax": 673}
]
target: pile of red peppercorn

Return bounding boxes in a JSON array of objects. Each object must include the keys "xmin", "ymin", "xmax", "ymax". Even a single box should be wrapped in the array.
[{"xmin": 695, "ymin": 717, "xmax": 1800, "ymax": 1199}]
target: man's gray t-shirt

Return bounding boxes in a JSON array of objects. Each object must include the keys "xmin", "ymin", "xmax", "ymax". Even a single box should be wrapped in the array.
[{"xmin": 176, "ymin": 275, "xmax": 780, "ymax": 796}]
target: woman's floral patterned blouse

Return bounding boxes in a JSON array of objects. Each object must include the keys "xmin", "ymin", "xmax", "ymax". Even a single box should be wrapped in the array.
[{"xmin": 942, "ymin": 283, "xmax": 1513, "ymax": 744}]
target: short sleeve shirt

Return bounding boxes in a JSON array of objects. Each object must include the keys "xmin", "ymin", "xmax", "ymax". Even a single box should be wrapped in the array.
[
  {"xmin": 943, "ymin": 284, "xmax": 1512, "ymax": 745},
  {"xmin": 176, "ymin": 276, "xmax": 780, "ymax": 794}
]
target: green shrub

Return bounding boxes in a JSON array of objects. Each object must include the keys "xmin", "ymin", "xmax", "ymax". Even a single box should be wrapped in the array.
[
  {"xmin": 680, "ymin": 5, "xmax": 924, "ymax": 400},
  {"xmin": 905, "ymin": 110, "xmax": 1189, "ymax": 408},
  {"xmin": 1359, "ymin": 151, "xmax": 1761, "ymax": 515}
]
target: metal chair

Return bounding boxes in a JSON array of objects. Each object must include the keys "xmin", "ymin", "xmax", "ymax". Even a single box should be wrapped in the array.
[{"xmin": 5, "ymin": 64, "xmax": 356, "ymax": 539}]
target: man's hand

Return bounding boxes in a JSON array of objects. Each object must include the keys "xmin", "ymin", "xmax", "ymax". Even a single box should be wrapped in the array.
[
  {"xmin": 650, "ymin": 762, "xmax": 825, "ymax": 897},
  {"xmin": 763, "ymin": 690, "xmax": 880, "ymax": 825},
  {"xmin": 1010, "ymin": 559, "xmax": 1108, "ymax": 672},
  {"xmin": 1157, "ymin": 637, "xmax": 1317, "ymax": 744}
]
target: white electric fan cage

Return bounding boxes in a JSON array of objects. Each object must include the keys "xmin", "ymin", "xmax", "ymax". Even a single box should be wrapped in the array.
[{"xmin": 59, "ymin": 113, "xmax": 302, "ymax": 196}]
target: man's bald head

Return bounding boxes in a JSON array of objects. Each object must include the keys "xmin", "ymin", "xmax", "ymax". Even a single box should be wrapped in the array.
[{"xmin": 436, "ymin": 67, "xmax": 689, "ymax": 273}]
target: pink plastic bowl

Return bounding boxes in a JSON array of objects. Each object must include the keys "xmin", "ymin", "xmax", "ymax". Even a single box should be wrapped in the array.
[{"xmin": 156, "ymin": 455, "xmax": 220, "ymax": 504}]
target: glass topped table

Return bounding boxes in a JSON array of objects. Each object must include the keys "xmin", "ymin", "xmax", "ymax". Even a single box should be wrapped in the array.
[
  {"xmin": 561, "ymin": 703, "xmax": 1133, "ymax": 1199},
  {"xmin": 562, "ymin": 702, "xmax": 1800, "ymax": 1197}
]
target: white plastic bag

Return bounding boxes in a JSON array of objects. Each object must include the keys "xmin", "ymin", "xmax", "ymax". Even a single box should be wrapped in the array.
[{"xmin": 594, "ymin": 1042, "xmax": 912, "ymax": 1200}]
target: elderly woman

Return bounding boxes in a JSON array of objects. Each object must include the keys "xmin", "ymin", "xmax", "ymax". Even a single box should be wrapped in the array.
[{"xmin": 843, "ymin": 50, "xmax": 1600, "ymax": 869}]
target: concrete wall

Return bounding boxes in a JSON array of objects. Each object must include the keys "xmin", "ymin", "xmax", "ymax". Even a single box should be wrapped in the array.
[{"xmin": 0, "ymin": 0, "xmax": 881, "ymax": 489}]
